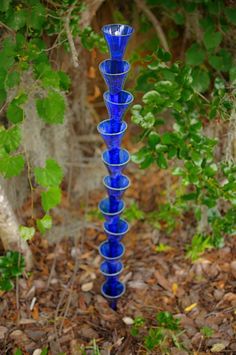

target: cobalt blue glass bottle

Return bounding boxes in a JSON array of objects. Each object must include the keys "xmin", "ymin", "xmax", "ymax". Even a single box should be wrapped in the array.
[{"xmin": 98, "ymin": 24, "xmax": 134, "ymax": 310}]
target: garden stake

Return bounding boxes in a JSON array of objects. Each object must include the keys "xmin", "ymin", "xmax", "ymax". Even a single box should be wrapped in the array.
[{"xmin": 98, "ymin": 24, "xmax": 134, "ymax": 310}]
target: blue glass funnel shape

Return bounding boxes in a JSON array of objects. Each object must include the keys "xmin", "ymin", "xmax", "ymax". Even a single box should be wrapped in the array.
[
  {"xmin": 99, "ymin": 198, "xmax": 125, "ymax": 223},
  {"xmin": 104, "ymin": 90, "xmax": 134, "ymax": 122},
  {"xmin": 100, "ymin": 260, "xmax": 123, "ymax": 283},
  {"xmin": 104, "ymin": 219, "xmax": 129, "ymax": 243},
  {"xmin": 99, "ymin": 240, "xmax": 125, "ymax": 261},
  {"xmin": 97, "ymin": 119, "xmax": 127, "ymax": 149},
  {"xmin": 101, "ymin": 281, "xmax": 126, "ymax": 310},
  {"xmin": 99, "ymin": 59, "xmax": 130, "ymax": 94},
  {"xmin": 103, "ymin": 175, "xmax": 130, "ymax": 200},
  {"xmin": 102, "ymin": 148, "xmax": 130, "ymax": 177},
  {"xmin": 102, "ymin": 24, "xmax": 134, "ymax": 60}
]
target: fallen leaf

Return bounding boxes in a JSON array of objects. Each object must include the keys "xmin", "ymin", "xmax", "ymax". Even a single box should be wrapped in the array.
[
  {"xmin": 88, "ymin": 66, "xmax": 96, "ymax": 79},
  {"xmin": 32, "ymin": 303, "xmax": 39, "ymax": 321},
  {"xmin": 184, "ymin": 303, "xmax": 197, "ymax": 313},
  {"xmin": 154, "ymin": 270, "xmax": 172, "ymax": 291},
  {"xmin": 211, "ymin": 343, "xmax": 226, "ymax": 352},
  {"xmin": 172, "ymin": 283, "xmax": 178, "ymax": 296},
  {"xmin": 88, "ymin": 85, "xmax": 101, "ymax": 102}
]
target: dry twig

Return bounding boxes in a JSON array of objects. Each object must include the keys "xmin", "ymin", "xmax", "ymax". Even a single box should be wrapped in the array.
[
  {"xmin": 135, "ymin": 0, "xmax": 170, "ymax": 53},
  {"xmin": 64, "ymin": 4, "xmax": 79, "ymax": 68}
]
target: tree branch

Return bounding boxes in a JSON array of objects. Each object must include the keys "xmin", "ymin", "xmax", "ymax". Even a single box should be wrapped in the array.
[
  {"xmin": 64, "ymin": 5, "xmax": 79, "ymax": 68},
  {"xmin": 135, "ymin": 0, "xmax": 170, "ymax": 53}
]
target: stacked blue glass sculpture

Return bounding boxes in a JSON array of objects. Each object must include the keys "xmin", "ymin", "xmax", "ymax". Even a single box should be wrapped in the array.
[{"xmin": 97, "ymin": 24, "xmax": 134, "ymax": 310}]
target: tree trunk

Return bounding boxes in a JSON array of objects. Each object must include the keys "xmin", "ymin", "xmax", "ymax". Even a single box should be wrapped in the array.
[{"xmin": 0, "ymin": 181, "xmax": 33, "ymax": 270}]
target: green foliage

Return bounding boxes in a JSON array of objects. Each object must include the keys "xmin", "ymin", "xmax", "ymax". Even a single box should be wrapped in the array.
[
  {"xmin": 130, "ymin": 316, "xmax": 146, "ymax": 336},
  {"xmin": 186, "ymin": 44, "xmax": 205, "ymax": 66},
  {"xmin": 19, "ymin": 225, "xmax": 35, "ymax": 241},
  {"xmin": 36, "ymin": 214, "xmax": 52, "ymax": 235},
  {"xmin": 200, "ymin": 326, "xmax": 214, "ymax": 338},
  {"xmin": 0, "ymin": 154, "xmax": 25, "ymax": 178},
  {"xmin": 34, "ymin": 159, "xmax": 63, "ymax": 187},
  {"xmin": 186, "ymin": 234, "xmax": 213, "ymax": 261},
  {"xmin": 132, "ymin": 0, "xmax": 236, "ymax": 255},
  {"xmin": 155, "ymin": 243, "xmax": 173, "ymax": 252},
  {"xmin": 123, "ymin": 202, "xmax": 144, "ymax": 222},
  {"xmin": 0, "ymin": 251, "xmax": 25, "ymax": 291},
  {"xmin": 35, "ymin": 159, "xmax": 63, "ymax": 213},
  {"xmin": 131, "ymin": 311, "xmax": 184, "ymax": 353},
  {"xmin": 36, "ymin": 91, "xmax": 66, "ymax": 124},
  {"xmin": 14, "ymin": 349, "xmax": 23, "ymax": 355},
  {"xmin": 41, "ymin": 186, "xmax": 62, "ymax": 212},
  {"xmin": 132, "ymin": 41, "xmax": 236, "ymax": 252}
]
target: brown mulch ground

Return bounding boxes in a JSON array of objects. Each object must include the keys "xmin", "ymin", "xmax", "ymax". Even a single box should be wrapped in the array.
[{"xmin": 0, "ymin": 164, "xmax": 236, "ymax": 355}]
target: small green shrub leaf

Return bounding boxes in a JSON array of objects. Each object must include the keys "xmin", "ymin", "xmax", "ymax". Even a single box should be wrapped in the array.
[
  {"xmin": 203, "ymin": 30, "xmax": 222, "ymax": 50},
  {"xmin": 186, "ymin": 44, "xmax": 205, "ymax": 65},
  {"xmin": 41, "ymin": 186, "xmax": 61, "ymax": 212},
  {"xmin": 6, "ymin": 103, "xmax": 24, "ymax": 123},
  {"xmin": 19, "ymin": 226, "xmax": 35, "ymax": 241},
  {"xmin": 36, "ymin": 91, "xmax": 65, "ymax": 124},
  {"xmin": 0, "ymin": 154, "xmax": 25, "ymax": 178},
  {"xmin": 34, "ymin": 159, "xmax": 63, "ymax": 187},
  {"xmin": 36, "ymin": 214, "xmax": 52, "ymax": 234}
]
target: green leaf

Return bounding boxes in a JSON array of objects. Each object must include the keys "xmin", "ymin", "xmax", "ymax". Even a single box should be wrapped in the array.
[
  {"xmin": 36, "ymin": 214, "xmax": 52, "ymax": 234},
  {"xmin": 6, "ymin": 103, "xmax": 24, "ymax": 124},
  {"xmin": 200, "ymin": 16, "xmax": 215, "ymax": 31},
  {"xmin": 142, "ymin": 112, "xmax": 155, "ymax": 129},
  {"xmin": 0, "ymin": 251, "xmax": 25, "ymax": 280},
  {"xmin": 6, "ymin": 72, "xmax": 20, "ymax": 89},
  {"xmin": 26, "ymin": 1, "xmax": 46, "ymax": 30},
  {"xmin": 204, "ymin": 163, "xmax": 218, "ymax": 177},
  {"xmin": 13, "ymin": 93, "xmax": 28, "ymax": 105},
  {"xmin": 203, "ymin": 30, "xmax": 222, "ymax": 50},
  {"xmin": 6, "ymin": 94, "xmax": 27, "ymax": 124},
  {"xmin": 148, "ymin": 132, "xmax": 161, "ymax": 149},
  {"xmin": 19, "ymin": 226, "xmax": 35, "ymax": 241},
  {"xmin": 6, "ymin": 8, "xmax": 27, "ymax": 30},
  {"xmin": 156, "ymin": 47, "xmax": 172, "ymax": 62},
  {"xmin": 131, "ymin": 148, "xmax": 147, "ymax": 164},
  {"xmin": 155, "ymin": 243, "xmax": 173, "ymax": 252},
  {"xmin": 41, "ymin": 70, "xmax": 60, "ymax": 89},
  {"xmin": 229, "ymin": 67, "xmax": 236, "ymax": 82},
  {"xmin": 140, "ymin": 155, "xmax": 154, "ymax": 169},
  {"xmin": 58, "ymin": 71, "xmax": 71, "ymax": 91},
  {"xmin": 209, "ymin": 49, "xmax": 232, "ymax": 72},
  {"xmin": 192, "ymin": 68, "xmax": 210, "ymax": 93},
  {"xmin": 41, "ymin": 348, "xmax": 48, "ymax": 355},
  {"xmin": 41, "ymin": 186, "xmax": 61, "ymax": 211},
  {"xmin": 0, "ymin": 126, "xmax": 21, "ymax": 153},
  {"xmin": 225, "ymin": 7, "xmax": 236, "ymax": 25},
  {"xmin": 0, "ymin": 278, "xmax": 13, "ymax": 291},
  {"xmin": 186, "ymin": 44, "xmax": 205, "ymax": 66},
  {"xmin": 181, "ymin": 192, "xmax": 198, "ymax": 201},
  {"xmin": 0, "ymin": 0, "xmax": 12, "ymax": 12},
  {"xmin": 0, "ymin": 154, "xmax": 24, "ymax": 178},
  {"xmin": 200, "ymin": 326, "xmax": 214, "ymax": 338},
  {"xmin": 161, "ymin": 132, "xmax": 175, "ymax": 145},
  {"xmin": 156, "ymin": 152, "xmax": 168, "ymax": 169},
  {"xmin": 36, "ymin": 91, "xmax": 65, "ymax": 124},
  {"xmin": 34, "ymin": 159, "xmax": 63, "ymax": 187},
  {"xmin": 13, "ymin": 349, "xmax": 23, "ymax": 355},
  {"xmin": 143, "ymin": 90, "xmax": 160, "ymax": 105},
  {"xmin": 173, "ymin": 13, "xmax": 185, "ymax": 25}
]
